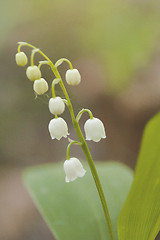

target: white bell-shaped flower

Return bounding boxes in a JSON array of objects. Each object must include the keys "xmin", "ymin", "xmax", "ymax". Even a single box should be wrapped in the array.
[
  {"xmin": 64, "ymin": 157, "xmax": 86, "ymax": 182},
  {"xmin": 15, "ymin": 52, "xmax": 28, "ymax": 66},
  {"xmin": 65, "ymin": 69, "xmax": 81, "ymax": 86},
  {"xmin": 84, "ymin": 117, "xmax": 106, "ymax": 142},
  {"xmin": 48, "ymin": 117, "xmax": 69, "ymax": 140},
  {"xmin": 33, "ymin": 78, "xmax": 48, "ymax": 95},
  {"xmin": 49, "ymin": 97, "xmax": 65, "ymax": 115},
  {"xmin": 26, "ymin": 65, "xmax": 41, "ymax": 81}
]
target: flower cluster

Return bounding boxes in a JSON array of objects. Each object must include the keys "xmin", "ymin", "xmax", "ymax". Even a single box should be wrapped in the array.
[{"xmin": 15, "ymin": 42, "xmax": 106, "ymax": 183}]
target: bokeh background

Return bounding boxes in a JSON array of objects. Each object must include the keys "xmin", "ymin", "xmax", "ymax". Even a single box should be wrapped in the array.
[{"xmin": 1, "ymin": 0, "xmax": 160, "ymax": 239}]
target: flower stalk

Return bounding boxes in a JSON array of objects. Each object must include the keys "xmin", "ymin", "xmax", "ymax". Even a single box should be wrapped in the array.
[
  {"xmin": 66, "ymin": 140, "xmax": 81, "ymax": 160},
  {"xmin": 76, "ymin": 108, "xmax": 94, "ymax": 122},
  {"xmin": 16, "ymin": 42, "xmax": 114, "ymax": 240}
]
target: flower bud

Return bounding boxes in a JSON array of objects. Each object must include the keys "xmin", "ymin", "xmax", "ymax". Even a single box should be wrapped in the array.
[
  {"xmin": 84, "ymin": 117, "xmax": 106, "ymax": 142},
  {"xmin": 65, "ymin": 69, "xmax": 81, "ymax": 86},
  {"xmin": 26, "ymin": 65, "xmax": 41, "ymax": 81},
  {"xmin": 15, "ymin": 52, "xmax": 28, "ymax": 66},
  {"xmin": 48, "ymin": 117, "xmax": 69, "ymax": 140},
  {"xmin": 49, "ymin": 97, "xmax": 65, "ymax": 115},
  {"xmin": 64, "ymin": 157, "xmax": 86, "ymax": 182},
  {"xmin": 33, "ymin": 78, "xmax": 48, "ymax": 95}
]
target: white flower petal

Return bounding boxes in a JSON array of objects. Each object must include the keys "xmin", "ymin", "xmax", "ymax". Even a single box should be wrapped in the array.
[
  {"xmin": 33, "ymin": 78, "xmax": 48, "ymax": 95},
  {"xmin": 64, "ymin": 158, "xmax": 86, "ymax": 182},
  {"xmin": 84, "ymin": 117, "xmax": 106, "ymax": 142},
  {"xmin": 48, "ymin": 117, "xmax": 69, "ymax": 140},
  {"xmin": 65, "ymin": 69, "xmax": 81, "ymax": 86},
  {"xmin": 15, "ymin": 52, "xmax": 28, "ymax": 66},
  {"xmin": 49, "ymin": 97, "xmax": 65, "ymax": 115},
  {"xmin": 26, "ymin": 65, "xmax": 41, "ymax": 81}
]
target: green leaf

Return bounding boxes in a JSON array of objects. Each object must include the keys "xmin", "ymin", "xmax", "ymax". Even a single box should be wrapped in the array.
[
  {"xmin": 118, "ymin": 112, "xmax": 160, "ymax": 240},
  {"xmin": 24, "ymin": 162, "xmax": 133, "ymax": 240}
]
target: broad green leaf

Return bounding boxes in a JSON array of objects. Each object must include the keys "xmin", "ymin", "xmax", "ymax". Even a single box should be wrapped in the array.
[
  {"xmin": 24, "ymin": 162, "xmax": 133, "ymax": 240},
  {"xmin": 118, "ymin": 112, "xmax": 160, "ymax": 240}
]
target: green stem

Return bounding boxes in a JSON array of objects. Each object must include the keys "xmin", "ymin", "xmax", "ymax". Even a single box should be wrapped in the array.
[
  {"xmin": 30, "ymin": 49, "xmax": 39, "ymax": 66},
  {"xmin": 30, "ymin": 51, "xmax": 35, "ymax": 66},
  {"xmin": 51, "ymin": 78, "xmax": 61, "ymax": 98},
  {"xmin": 21, "ymin": 42, "xmax": 114, "ymax": 240},
  {"xmin": 55, "ymin": 58, "xmax": 73, "ymax": 69},
  {"xmin": 76, "ymin": 108, "xmax": 94, "ymax": 122},
  {"xmin": 51, "ymin": 80, "xmax": 56, "ymax": 98},
  {"xmin": 38, "ymin": 61, "xmax": 50, "ymax": 69},
  {"xmin": 17, "ymin": 45, "xmax": 21, "ymax": 53},
  {"xmin": 66, "ymin": 141, "xmax": 81, "ymax": 160}
]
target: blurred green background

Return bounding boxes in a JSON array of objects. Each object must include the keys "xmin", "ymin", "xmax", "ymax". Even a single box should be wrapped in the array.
[{"xmin": 1, "ymin": 0, "xmax": 160, "ymax": 239}]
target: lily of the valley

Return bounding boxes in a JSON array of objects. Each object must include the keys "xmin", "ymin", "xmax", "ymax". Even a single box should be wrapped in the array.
[
  {"xmin": 26, "ymin": 65, "xmax": 41, "ymax": 81},
  {"xmin": 15, "ymin": 52, "xmax": 28, "ymax": 66},
  {"xmin": 64, "ymin": 157, "xmax": 86, "ymax": 182},
  {"xmin": 48, "ymin": 117, "xmax": 69, "ymax": 140},
  {"xmin": 33, "ymin": 78, "xmax": 49, "ymax": 95},
  {"xmin": 65, "ymin": 69, "xmax": 81, "ymax": 86},
  {"xmin": 84, "ymin": 117, "xmax": 106, "ymax": 142},
  {"xmin": 49, "ymin": 97, "xmax": 65, "ymax": 115}
]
